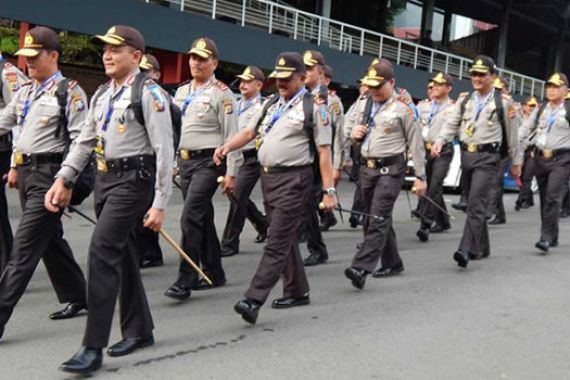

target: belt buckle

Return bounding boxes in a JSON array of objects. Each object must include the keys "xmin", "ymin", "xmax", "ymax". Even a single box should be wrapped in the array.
[
  {"xmin": 263, "ymin": 166, "xmax": 269, "ymax": 173},
  {"xmin": 14, "ymin": 152, "xmax": 24, "ymax": 166},
  {"xmin": 96, "ymin": 157, "xmax": 108, "ymax": 173},
  {"xmin": 425, "ymin": 142, "xmax": 432, "ymax": 151},
  {"xmin": 180, "ymin": 149, "xmax": 190, "ymax": 161},
  {"xmin": 366, "ymin": 159, "xmax": 376, "ymax": 169},
  {"xmin": 467, "ymin": 143, "xmax": 477, "ymax": 153},
  {"xmin": 543, "ymin": 150, "xmax": 553, "ymax": 159},
  {"xmin": 380, "ymin": 166, "xmax": 390, "ymax": 175}
]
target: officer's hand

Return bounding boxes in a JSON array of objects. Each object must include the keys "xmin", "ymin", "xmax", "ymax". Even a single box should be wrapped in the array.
[
  {"xmin": 44, "ymin": 177, "xmax": 73, "ymax": 213},
  {"xmin": 333, "ymin": 169, "xmax": 342, "ymax": 186},
  {"xmin": 143, "ymin": 208, "xmax": 164, "ymax": 232},
  {"xmin": 431, "ymin": 143, "xmax": 442, "ymax": 158},
  {"xmin": 350, "ymin": 125, "xmax": 368, "ymax": 141},
  {"xmin": 342, "ymin": 160, "xmax": 352, "ymax": 170},
  {"xmin": 6, "ymin": 168, "xmax": 18, "ymax": 189},
  {"xmin": 222, "ymin": 176, "xmax": 235, "ymax": 195},
  {"xmin": 510, "ymin": 164, "xmax": 522, "ymax": 178},
  {"xmin": 321, "ymin": 194, "xmax": 338, "ymax": 212},
  {"xmin": 413, "ymin": 179, "xmax": 427, "ymax": 197},
  {"xmin": 172, "ymin": 166, "xmax": 179, "ymax": 177},
  {"xmin": 213, "ymin": 145, "xmax": 230, "ymax": 166}
]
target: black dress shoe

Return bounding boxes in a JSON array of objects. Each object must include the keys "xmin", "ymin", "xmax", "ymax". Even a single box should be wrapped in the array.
[
  {"xmin": 349, "ymin": 216, "xmax": 363, "ymax": 228},
  {"xmin": 164, "ymin": 283, "xmax": 191, "ymax": 300},
  {"xmin": 107, "ymin": 335, "xmax": 154, "ymax": 357},
  {"xmin": 451, "ymin": 202, "xmax": 467, "ymax": 212},
  {"xmin": 453, "ymin": 250, "xmax": 469, "ymax": 268},
  {"xmin": 303, "ymin": 252, "xmax": 329, "ymax": 266},
  {"xmin": 271, "ymin": 294, "xmax": 310, "ymax": 309},
  {"xmin": 550, "ymin": 240, "xmax": 559, "ymax": 248},
  {"xmin": 319, "ymin": 215, "xmax": 337, "ymax": 232},
  {"xmin": 416, "ymin": 228, "xmax": 429, "ymax": 242},
  {"xmin": 141, "ymin": 258, "xmax": 163, "ymax": 268},
  {"xmin": 429, "ymin": 223, "xmax": 447, "ymax": 233},
  {"xmin": 372, "ymin": 263, "xmax": 404, "ymax": 278},
  {"xmin": 49, "ymin": 302, "xmax": 87, "ymax": 320},
  {"xmin": 254, "ymin": 230, "xmax": 267, "ymax": 243},
  {"xmin": 344, "ymin": 266, "xmax": 367, "ymax": 290},
  {"xmin": 535, "ymin": 240, "xmax": 550, "ymax": 254},
  {"xmin": 411, "ymin": 210, "xmax": 423, "ymax": 220},
  {"xmin": 488, "ymin": 215, "xmax": 506, "ymax": 225},
  {"xmin": 221, "ymin": 247, "xmax": 238, "ymax": 257},
  {"xmin": 192, "ymin": 277, "xmax": 227, "ymax": 291},
  {"xmin": 234, "ymin": 299, "xmax": 261, "ymax": 325},
  {"xmin": 60, "ymin": 346, "xmax": 102, "ymax": 374}
]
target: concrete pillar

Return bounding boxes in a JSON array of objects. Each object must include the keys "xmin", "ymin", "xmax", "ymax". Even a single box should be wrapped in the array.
[
  {"xmin": 496, "ymin": 0, "xmax": 511, "ymax": 67},
  {"xmin": 442, "ymin": 5, "xmax": 453, "ymax": 47},
  {"xmin": 420, "ymin": 0, "xmax": 435, "ymax": 38},
  {"xmin": 553, "ymin": 19, "xmax": 568, "ymax": 72}
]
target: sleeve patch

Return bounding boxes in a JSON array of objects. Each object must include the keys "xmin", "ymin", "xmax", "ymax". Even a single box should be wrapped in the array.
[
  {"xmin": 71, "ymin": 92, "xmax": 85, "ymax": 112},
  {"xmin": 319, "ymin": 105, "xmax": 330, "ymax": 126},
  {"xmin": 331, "ymin": 102, "xmax": 341, "ymax": 116},
  {"xmin": 223, "ymin": 99, "xmax": 234, "ymax": 115},
  {"xmin": 146, "ymin": 82, "xmax": 166, "ymax": 112}
]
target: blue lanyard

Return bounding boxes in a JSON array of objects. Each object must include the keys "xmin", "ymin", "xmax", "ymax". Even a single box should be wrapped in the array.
[
  {"xmin": 19, "ymin": 71, "xmax": 62, "ymax": 126},
  {"xmin": 428, "ymin": 101, "xmax": 439, "ymax": 126},
  {"xmin": 238, "ymin": 96, "xmax": 259, "ymax": 115},
  {"xmin": 474, "ymin": 92, "xmax": 492, "ymax": 122},
  {"xmin": 101, "ymin": 86, "xmax": 127, "ymax": 132},
  {"xmin": 368, "ymin": 100, "xmax": 386, "ymax": 127},
  {"xmin": 546, "ymin": 104, "xmax": 563, "ymax": 132},
  {"xmin": 264, "ymin": 88, "xmax": 306, "ymax": 134},
  {"xmin": 182, "ymin": 81, "xmax": 211, "ymax": 114}
]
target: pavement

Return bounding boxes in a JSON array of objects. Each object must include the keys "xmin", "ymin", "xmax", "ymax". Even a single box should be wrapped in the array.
[{"xmin": 0, "ymin": 178, "xmax": 569, "ymax": 380}]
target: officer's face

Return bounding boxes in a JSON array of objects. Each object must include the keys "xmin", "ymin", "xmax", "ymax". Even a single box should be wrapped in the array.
[
  {"xmin": 323, "ymin": 76, "xmax": 331, "ymax": 87},
  {"xmin": 189, "ymin": 54, "xmax": 217, "ymax": 81},
  {"xmin": 145, "ymin": 69, "xmax": 161, "ymax": 81},
  {"xmin": 102, "ymin": 45, "xmax": 142, "ymax": 79},
  {"xmin": 369, "ymin": 79, "xmax": 395, "ymax": 102},
  {"xmin": 431, "ymin": 83, "xmax": 451, "ymax": 99},
  {"xmin": 304, "ymin": 65, "xmax": 322, "ymax": 88},
  {"xmin": 546, "ymin": 84, "xmax": 567, "ymax": 103},
  {"xmin": 470, "ymin": 71, "xmax": 493, "ymax": 92},
  {"xmin": 25, "ymin": 50, "xmax": 59, "ymax": 82},
  {"xmin": 359, "ymin": 85, "xmax": 368, "ymax": 96},
  {"xmin": 523, "ymin": 103, "xmax": 536, "ymax": 115},
  {"xmin": 277, "ymin": 73, "xmax": 305, "ymax": 99},
  {"xmin": 239, "ymin": 79, "xmax": 262, "ymax": 99}
]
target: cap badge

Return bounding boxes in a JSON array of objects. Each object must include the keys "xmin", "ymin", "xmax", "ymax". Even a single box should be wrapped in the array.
[
  {"xmin": 244, "ymin": 67, "xmax": 251, "ymax": 76},
  {"xmin": 24, "ymin": 33, "xmax": 34, "ymax": 47},
  {"xmin": 475, "ymin": 59, "xmax": 483, "ymax": 66},
  {"xmin": 196, "ymin": 39, "xmax": 207, "ymax": 49},
  {"xmin": 368, "ymin": 68, "xmax": 377, "ymax": 78},
  {"xmin": 278, "ymin": 57, "xmax": 286, "ymax": 66},
  {"xmin": 107, "ymin": 26, "xmax": 117, "ymax": 35}
]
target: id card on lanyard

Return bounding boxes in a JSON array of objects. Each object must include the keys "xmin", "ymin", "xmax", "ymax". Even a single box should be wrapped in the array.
[
  {"xmin": 537, "ymin": 103, "xmax": 563, "ymax": 146},
  {"xmin": 19, "ymin": 71, "xmax": 62, "ymax": 126},
  {"xmin": 363, "ymin": 100, "xmax": 387, "ymax": 151}
]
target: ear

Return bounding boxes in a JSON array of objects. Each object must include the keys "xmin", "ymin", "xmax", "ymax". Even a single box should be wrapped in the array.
[
  {"xmin": 50, "ymin": 50, "xmax": 60, "ymax": 63},
  {"xmin": 212, "ymin": 58, "xmax": 219, "ymax": 69},
  {"xmin": 133, "ymin": 50, "xmax": 143, "ymax": 63}
]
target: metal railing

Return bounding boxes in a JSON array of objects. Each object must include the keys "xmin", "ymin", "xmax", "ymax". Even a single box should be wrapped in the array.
[{"xmin": 143, "ymin": 0, "xmax": 545, "ymax": 98}]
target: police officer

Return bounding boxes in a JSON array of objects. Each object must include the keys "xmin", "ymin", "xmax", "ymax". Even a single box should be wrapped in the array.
[
  {"xmin": 343, "ymin": 60, "xmax": 427, "ymax": 289},
  {"xmin": 0, "ymin": 51, "xmax": 27, "ymax": 272},
  {"xmin": 0, "ymin": 27, "xmax": 90, "ymax": 343},
  {"xmin": 47, "ymin": 25, "xmax": 173, "ymax": 374},
  {"xmin": 432, "ymin": 55, "xmax": 522, "ymax": 267},
  {"xmin": 166, "ymin": 37, "xmax": 238, "ymax": 299},
  {"xmin": 515, "ymin": 96, "xmax": 539, "ymax": 211},
  {"xmin": 137, "ymin": 53, "xmax": 165, "ymax": 268},
  {"xmin": 220, "ymin": 65, "xmax": 268, "ymax": 257},
  {"xmin": 518, "ymin": 73, "xmax": 570, "ymax": 254},
  {"xmin": 213, "ymin": 52, "xmax": 336, "ymax": 324},
  {"xmin": 415, "ymin": 72, "xmax": 455, "ymax": 242}
]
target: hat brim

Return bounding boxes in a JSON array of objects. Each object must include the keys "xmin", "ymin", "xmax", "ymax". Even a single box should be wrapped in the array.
[
  {"xmin": 361, "ymin": 78, "xmax": 386, "ymax": 88},
  {"xmin": 15, "ymin": 48, "xmax": 41, "ymax": 57},
  {"xmin": 269, "ymin": 70, "xmax": 294, "ymax": 79},
  {"xmin": 94, "ymin": 35, "xmax": 125, "ymax": 46},
  {"xmin": 431, "ymin": 78, "xmax": 447, "ymax": 84},
  {"xmin": 547, "ymin": 80, "xmax": 566, "ymax": 87},
  {"xmin": 189, "ymin": 48, "xmax": 212, "ymax": 59},
  {"xmin": 469, "ymin": 66, "xmax": 490, "ymax": 74},
  {"xmin": 236, "ymin": 74, "xmax": 255, "ymax": 81},
  {"xmin": 139, "ymin": 63, "xmax": 154, "ymax": 70}
]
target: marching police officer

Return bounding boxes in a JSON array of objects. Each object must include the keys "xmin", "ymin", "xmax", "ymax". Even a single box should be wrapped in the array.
[
  {"xmin": 432, "ymin": 55, "xmax": 522, "ymax": 268},
  {"xmin": 166, "ymin": 37, "xmax": 239, "ymax": 299},
  {"xmin": 213, "ymin": 52, "xmax": 336, "ymax": 324},
  {"xmin": 515, "ymin": 96, "xmax": 539, "ymax": 211},
  {"xmin": 415, "ymin": 72, "xmax": 455, "ymax": 242},
  {"xmin": 518, "ymin": 73, "xmax": 570, "ymax": 253},
  {"xmin": 47, "ymin": 25, "xmax": 173, "ymax": 374},
  {"xmin": 220, "ymin": 65, "xmax": 268, "ymax": 257},
  {"xmin": 0, "ymin": 51, "xmax": 27, "ymax": 272},
  {"xmin": 343, "ymin": 60, "xmax": 427, "ymax": 289},
  {"xmin": 0, "ymin": 27, "xmax": 89, "ymax": 343}
]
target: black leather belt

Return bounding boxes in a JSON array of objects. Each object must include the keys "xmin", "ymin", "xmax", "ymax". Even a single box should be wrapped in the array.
[
  {"xmin": 15, "ymin": 152, "xmax": 64, "ymax": 167},
  {"xmin": 360, "ymin": 154, "xmax": 404, "ymax": 169},
  {"xmin": 242, "ymin": 149, "xmax": 258, "ymax": 159},
  {"xmin": 261, "ymin": 164, "xmax": 312, "ymax": 174},
  {"xmin": 460, "ymin": 142, "xmax": 501, "ymax": 153},
  {"xmin": 98, "ymin": 155, "xmax": 155, "ymax": 173},
  {"xmin": 178, "ymin": 148, "xmax": 216, "ymax": 160},
  {"xmin": 534, "ymin": 148, "xmax": 570, "ymax": 159}
]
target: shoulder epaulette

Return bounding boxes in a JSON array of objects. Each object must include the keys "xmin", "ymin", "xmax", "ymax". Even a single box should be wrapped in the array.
[
  {"xmin": 22, "ymin": 79, "xmax": 33, "ymax": 87},
  {"xmin": 67, "ymin": 80, "xmax": 78, "ymax": 90},
  {"xmin": 328, "ymin": 89, "xmax": 336, "ymax": 96},
  {"xmin": 458, "ymin": 92, "xmax": 469, "ymax": 99},
  {"xmin": 178, "ymin": 79, "xmax": 191, "ymax": 88},
  {"xmin": 127, "ymin": 76, "xmax": 136, "ymax": 86},
  {"xmin": 3, "ymin": 62, "xmax": 14, "ymax": 69},
  {"xmin": 214, "ymin": 80, "xmax": 229, "ymax": 91}
]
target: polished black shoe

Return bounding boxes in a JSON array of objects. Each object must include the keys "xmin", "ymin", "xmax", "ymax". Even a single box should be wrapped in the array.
[
  {"xmin": 416, "ymin": 228, "xmax": 429, "ymax": 242},
  {"xmin": 411, "ymin": 210, "xmax": 423, "ymax": 220},
  {"xmin": 303, "ymin": 252, "xmax": 329, "ymax": 266},
  {"xmin": 234, "ymin": 299, "xmax": 261, "ymax": 325},
  {"xmin": 141, "ymin": 258, "xmax": 163, "ymax": 268},
  {"xmin": 107, "ymin": 335, "xmax": 154, "ymax": 357},
  {"xmin": 550, "ymin": 240, "xmax": 559, "ymax": 248},
  {"xmin": 192, "ymin": 277, "xmax": 227, "ymax": 291},
  {"xmin": 429, "ymin": 223, "xmax": 448, "ymax": 233},
  {"xmin": 344, "ymin": 266, "xmax": 367, "ymax": 290},
  {"xmin": 271, "ymin": 294, "xmax": 310, "ymax": 309},
  {"xmin": 49, "ymin": 302, "xmax": 87, "ymax": 320},
  {"xmin": 60, "ymin": 346, "xmax": 102, "ymax": 374},
  {"xmin": 535, "ymin": 240, "xmax": 550, "ymax": 254},
  {"xmin": 451, "ymin": 202, "xmax": 467, "ymax": 212},
  {"xmin": 453, "ymin": 250, "xmax": 469, "ymax": 268},
  {"xmin": 254, "ymin": 230, "xmax": 267, "ymax": 243},
  {"xmin": 221, "ymin": 247, "xmax": 239, "ymax": 257},
  {"xmin": 488, "ymin": 214, "xmax": 506, "ymax": 225},
  {"xmin": 349, "ymin": 216, "xmax": 363, "ymax": 228},
  {"xmin": 164, "ymin": 283, "xmax": 191, "ymax": 300},
  {"xmin": 372, "ymin": 264, "xmax": 404, "ymax": 278},
  {"xmin": 319, "ymin": 215, "xmax": 337, "ymax": 232}
]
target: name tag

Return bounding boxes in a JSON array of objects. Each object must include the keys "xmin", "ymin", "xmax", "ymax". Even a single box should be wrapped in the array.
[
  {"xmin": 197, "ymin": 95, "xmax": 211, "ymax": 103},
  {"xmin": 287, "ymin": 110, "xmax": 304, "ymax": 122},
  {"xmin": 39, "ymin": 97, "xmax": 59, "ymax": 107},
  {"xmin": 114, "ymin": 99, "xmax": 131, "ymax": 108}
]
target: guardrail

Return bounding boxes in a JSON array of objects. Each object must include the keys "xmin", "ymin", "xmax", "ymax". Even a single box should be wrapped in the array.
[{"xmin": 144, "ymin": 0, "xmax": 545, "ymax": 98}]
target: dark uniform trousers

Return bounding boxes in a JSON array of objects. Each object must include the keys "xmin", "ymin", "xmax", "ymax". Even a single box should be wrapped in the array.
[
  {"xmin": 245, "ymin": 166, "xmax": 312, "ymax": 303},
  {"xmin": 0, "ymin": 163, "xmax": 86, "ymax": 327},
  {"xmin": 417, "ymin": 144, "xmax": 453, "ymax": 228},
  {"xmin": 351, "ymin": 156, "xmax": 406, "ymax": 273},
  {"xmin": 487, "ymin": 156, "xmax": 509, "ymax": 220},
  {"xmin": 560, "ymin": 180, "xmax": 570, "ymax": 215},
  {"xmin": 177, "ymin": 156, "xmax": 226, "ymax": 287},
  {"xmin": 0, "ymin": 150, "xmax": 13, "ymax": 273},
  {"xmin": 516, "ymin": 147, "xmax": 535, "ymax": 207},
  {"xmin": 303, "ymin": 178, "xmax": 328, "ymax": 255},
  {"xmin": 83, "ymin": 167, "xmax": 154, "ymax": 348},
  {"xmin": 221, "ymin": 154, "xmax": 267, "ymax": 253},
  {"xmin": 458, "ymin": 151, "xmax": 500, "ymax": 257},
  {"xmin": 350, "ymin": 147, "xmax": 367, "ymax": 220},
  {"xmin": 534, "ymin": 153, "xmax": 570, "ymax": 242},
  {"xmin": 136, "ymin": 177, "xmax": 162, "ymax": 265}
]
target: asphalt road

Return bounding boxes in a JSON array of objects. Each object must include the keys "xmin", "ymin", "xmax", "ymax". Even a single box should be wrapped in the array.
[{"xmin": 0, "ymin": 178, "xmax": 569, "ymax": 380}]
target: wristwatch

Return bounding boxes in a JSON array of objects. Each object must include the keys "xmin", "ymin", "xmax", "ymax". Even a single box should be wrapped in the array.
[
  {"xmin": 323, "ymin": 187, "xmax": 337, "ymax": 196},
  {"xmin": 62, "ymin": 178, "xmax": 75, "ymax": 190},
  {"xmin": 416, "ymin": 175, "xmax": 427, "ymax": 181}
]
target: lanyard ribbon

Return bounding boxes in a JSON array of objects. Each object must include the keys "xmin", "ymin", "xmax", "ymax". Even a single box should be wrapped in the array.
[
  {"xmin": 264, "ymin": 88, "xmax": 306, "ymax": 134},
  {"xmin": 428, "ymin": 101, "xmax": 439, "ymax": 126},
  {"xmin": 238, "ymin": 96, "xmax": 259, "ymax": 115},
  {"xmin": 363, "ymin": 100, "xmax": 387, "ymax": 150},
  {"xmin": 182, "ymin": 79, "xmax": 213, "ymax": 114},
  {"xmin": 546, "ymin": 104, "xmax": 563, "ymax": 132},
  {"xmin": 101, "ymin": 86, "xmax": 127, "ymax": 132},
  {"xmin": 474, "ymin": 92, "xmax": 492, "ymax": 122},
  {"xmin": 19, "ymin": 71, "xmax": 62, "ymax": 126}
]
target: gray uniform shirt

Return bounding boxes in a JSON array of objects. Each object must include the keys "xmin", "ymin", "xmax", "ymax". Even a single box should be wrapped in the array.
[
  {"xmin": 328, "ymin": 90, "xmax": 346, "ymax": 170},
  {"xmin": 174, "ymin": 75, "xmax": 239, "ymax": 176},
  {"xmin": 344, "ymin": 93, "xmax": 426, "ymax": 177},
  {"xmin": 57, "ymin": 70, "xmax": 174, "ymax": 210},
  {"xmin": 436, "ymin": 91, "xmax": 522, "ymax": 165},
  {"xmin": 0, "ymin": 74, "xmax": 88, "ymax": 166},
  {"xmin": 248, "ymin": 91, "xmax": 332, "ymax": 167},
  {"xmin": 519, "ymin": 103, "xmax": 570, "ymax": 151},
  {"xmin": 417, "ymin": 97, "xmax": 454, "ymax": 144},
  {"xmin": 0, "ymin": 60, "xmax": 28, "ymax": 110}
]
